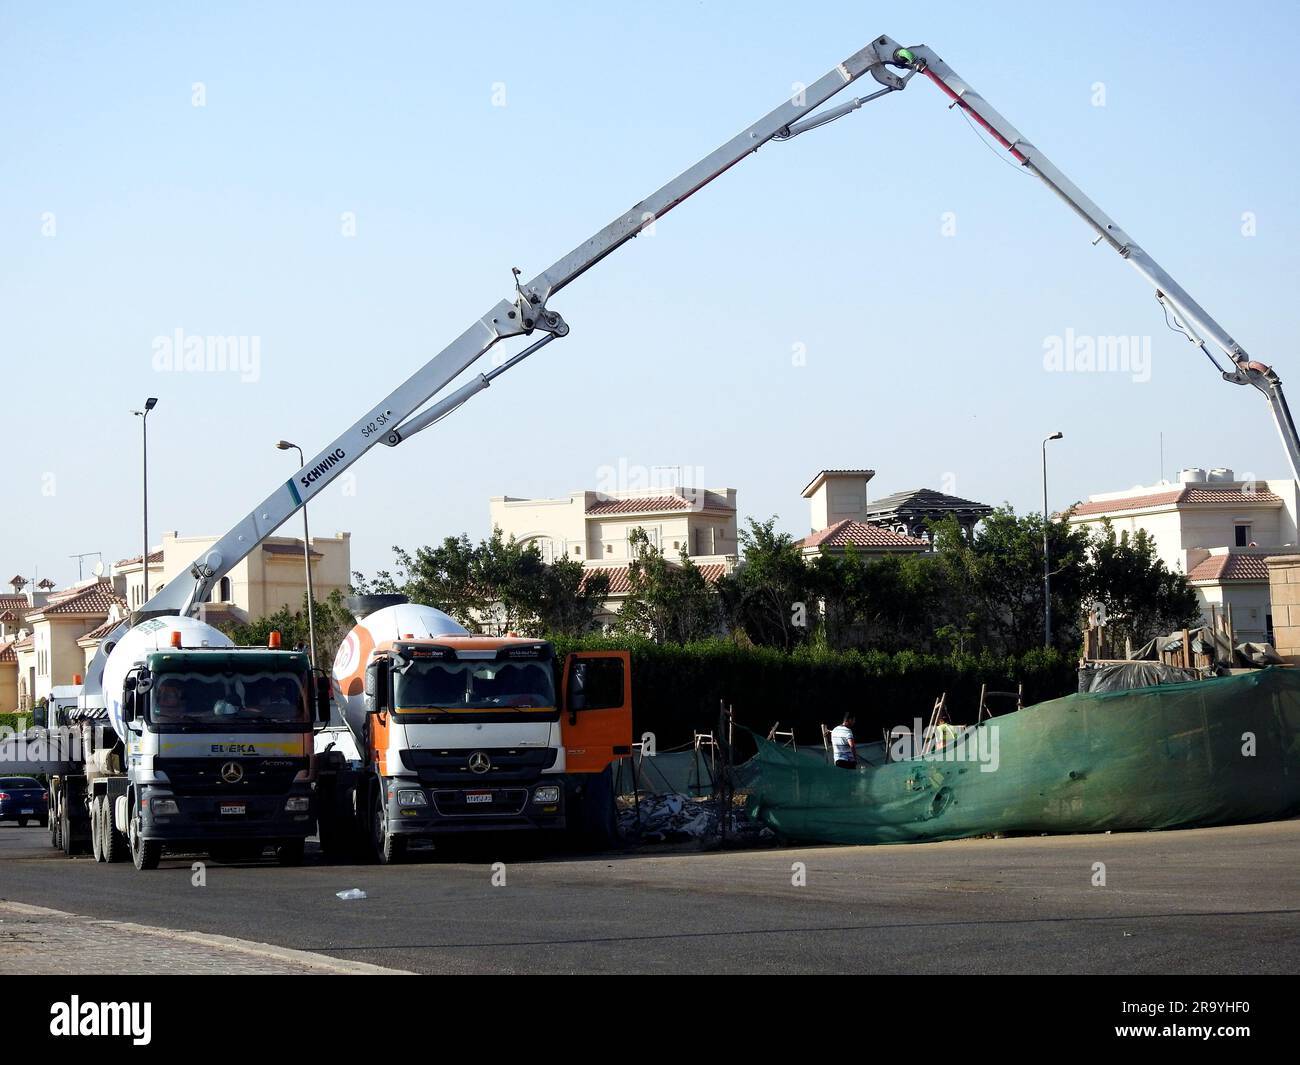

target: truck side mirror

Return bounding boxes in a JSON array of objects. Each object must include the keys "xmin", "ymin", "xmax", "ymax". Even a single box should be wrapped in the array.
[
  {"xmin": 123, "ymin": 676, "xmax": 138, "ymax": 723},
  {"xmin": 364, "ymin": 659, "xmax": 390, "ymax": 714},
  {"xmin": 313, "ymin": 672, "xmax": 332, "ymax": 725}
]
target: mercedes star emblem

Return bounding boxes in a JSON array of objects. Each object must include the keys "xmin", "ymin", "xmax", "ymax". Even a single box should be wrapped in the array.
[
  {"xmin": 220, "ymin": 761, "xmax": 244, "ymax": 784},
  {"xmin": 468, "ymin": 752, "xmax": 491, "ymax": 774}
]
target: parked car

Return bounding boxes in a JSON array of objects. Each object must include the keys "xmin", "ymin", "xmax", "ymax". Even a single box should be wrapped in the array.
[{"xmin": 0, "ymin": 776, "xmax": 48, "ymax": 827}]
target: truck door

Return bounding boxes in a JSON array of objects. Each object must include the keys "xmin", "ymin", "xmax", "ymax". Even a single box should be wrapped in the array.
[{"xmin": 560, "ymin": 651, "xmax": 632, "ymax": 774}]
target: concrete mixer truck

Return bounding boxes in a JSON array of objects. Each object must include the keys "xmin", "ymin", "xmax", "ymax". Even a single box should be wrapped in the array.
[
  {"xmin": 313, "ymin": 600, "xmax": 631, "ymax": 862},
  {"xmin": 47, "ymin": 614, "xmax": 330, "ymax": 869}
]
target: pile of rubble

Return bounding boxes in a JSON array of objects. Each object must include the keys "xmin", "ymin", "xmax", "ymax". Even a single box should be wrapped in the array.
[{"xmin": 618, "ymin": 793, "xmax": 775, "ymax": 844}]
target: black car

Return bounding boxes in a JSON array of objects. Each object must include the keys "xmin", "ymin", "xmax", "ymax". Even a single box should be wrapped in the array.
[{"xmin": 0, "ymin": 776, "xmax": 48, "ymax": 827}]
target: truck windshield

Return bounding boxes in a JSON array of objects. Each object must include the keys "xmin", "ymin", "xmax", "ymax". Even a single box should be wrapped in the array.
[
  {"xmin": 149, "ymin": 671, "xmax": 310, "ymax": 728},
  {"xmin": 393, "ymin": 660, "xmax": 555, "ymax": 711}
]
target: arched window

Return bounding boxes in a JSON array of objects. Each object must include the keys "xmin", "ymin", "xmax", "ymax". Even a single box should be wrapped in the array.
[{"xmin": 219, "ymin": 577, "xmax": 232, "ymax": 602}]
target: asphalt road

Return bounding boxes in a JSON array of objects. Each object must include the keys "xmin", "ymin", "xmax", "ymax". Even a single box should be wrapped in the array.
[{"xmin": 2, "ymin": 819, "xmax": 1297, "ymax": 974}]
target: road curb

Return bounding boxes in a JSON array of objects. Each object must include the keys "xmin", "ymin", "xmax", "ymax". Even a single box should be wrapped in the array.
[{"xmin": 0, "ymin": 899, "xmax": 411, "ymax": 975}]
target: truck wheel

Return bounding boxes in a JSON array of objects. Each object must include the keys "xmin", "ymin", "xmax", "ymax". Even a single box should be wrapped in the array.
[
  {"xmin": 129, "ymin": 814, "xmax": 161, "ymax": 871},
  {"xmin": 276, "ymin": 839, "xmax": 306, "ymax": 866},
  {"xmin": 91, "ymin": 796, "xmax": 105, "ymax": 862},
  {"xmin": 49, "ymin": 800, "xmax": 61, "ymax": 849},
  {"xmin": 103, "ymin": 799, "xmax": 128, "ymax": 863},
  {"xmin": 370, "ymin": 792, "xmax": 406, "ymax": 865}
]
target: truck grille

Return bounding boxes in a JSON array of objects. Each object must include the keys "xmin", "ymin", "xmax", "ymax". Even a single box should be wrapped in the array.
[
  {"xmin": 157, "ymin": 758, "xmax": 306, "ymax": 796},
  {"xmin": 400, "ymin": 747, "xmax": 556, "ymax": 785}
]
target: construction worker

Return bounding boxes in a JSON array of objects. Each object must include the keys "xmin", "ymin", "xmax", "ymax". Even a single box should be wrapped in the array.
[
  {"xmin": 830, "ymin": 712, "xmax": 858, "ymax": 769},
  {"xmin": 930, "ymin": 709, "xmax": 960, "ymax": 752}
]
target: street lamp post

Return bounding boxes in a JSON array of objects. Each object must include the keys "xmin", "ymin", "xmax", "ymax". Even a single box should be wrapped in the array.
[
  {"xmin": 1042, "ymin": 431, "xmax": 1064, "ymax": 649},
  {"xmin": 131, "ymin": 398, "xmax": 158, "ymax": 608},
  {"xmin": 277, "ymin": 441, "xmax": 317, "ymax": 667}
]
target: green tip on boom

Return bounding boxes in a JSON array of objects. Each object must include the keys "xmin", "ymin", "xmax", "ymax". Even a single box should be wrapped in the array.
[{"xmin": 895, "ymin": 48, "xmax": 915, "ymax": 65}]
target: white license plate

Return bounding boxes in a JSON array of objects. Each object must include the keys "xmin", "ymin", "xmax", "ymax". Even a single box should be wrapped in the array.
[
  {"xmin": 19, "ymin": 808, "xmax": 33, "ymax": 815},
  {"xmin": 220, "ymin": 804, "xmax": 246, "ymax": 816},
  {"xmin": 465, "ymin": 792, "xmax": 493, "ymax": 805}
]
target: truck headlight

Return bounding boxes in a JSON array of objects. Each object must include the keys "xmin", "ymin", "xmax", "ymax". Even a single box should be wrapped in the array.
[
  {"xmin": 532, "ymin": 786, "xmax": 560, "ymax": 805},
  {"xmin": 397, "ymin": 789, "xmax": 428, "ymax": 807},
  {"xmin": 151, "ymin": 798, "xmax": 179, "ymax": 816},
  {"xmin": 284, "ymin": 796, "xmax": 311, "ymax": 812}
]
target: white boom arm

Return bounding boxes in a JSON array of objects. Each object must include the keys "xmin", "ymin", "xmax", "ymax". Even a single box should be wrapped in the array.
[
  {"xmin": 856, "ymin": 36, "xmax": 1300, "ymax": 481},
  {"xmin": 82, "ymin": 39, "xmax": 911, "ymax": 703},
  {"xmin": 84, "ymin": 34, "xmax": 1292, "ymax": 706}
]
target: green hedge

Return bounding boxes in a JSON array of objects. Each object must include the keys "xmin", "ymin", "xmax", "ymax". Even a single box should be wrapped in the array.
[
  {"xmin": 551, "ymin": 636, "xmax": 1077, "ymax": 751},
  {"xmin": 0, "ymin": 712, "xmax": 30, "ymax": 734}
]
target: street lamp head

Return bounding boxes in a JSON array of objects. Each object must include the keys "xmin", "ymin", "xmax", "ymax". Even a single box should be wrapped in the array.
[
  {"xmin": 1048, "ymin": 431, "xmax": 1064, "ymax": 441},
  {"xmin": 144, "ymin": 397, "xmax": 158, "ymax": 411},
  {"xmin": 276, "ymin": 440, "xmax": 296, "ymax": 451}
]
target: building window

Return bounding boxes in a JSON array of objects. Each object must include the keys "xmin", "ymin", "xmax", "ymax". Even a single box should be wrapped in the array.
[
  {"xmin": 573, "ymin": 546, "xmax": 582, "ymax": 556},
  {"xmin": 219, "ymin": 577, "xmax": 232, "ymax": 601},
  {"xmin": 1234, "ymin": 523, "xmax": 1252, "ymax": 547}
]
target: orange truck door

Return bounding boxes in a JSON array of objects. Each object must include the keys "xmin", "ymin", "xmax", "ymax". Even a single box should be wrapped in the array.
[{"xmin": 560, "ymin": 651, "xmax": 633, "ymax": 774}]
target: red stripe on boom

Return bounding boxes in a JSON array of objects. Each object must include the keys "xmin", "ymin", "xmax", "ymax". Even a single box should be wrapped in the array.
[{"xmin": 922, "ymin": 67, "xmax": 1028, "ymax": 164}]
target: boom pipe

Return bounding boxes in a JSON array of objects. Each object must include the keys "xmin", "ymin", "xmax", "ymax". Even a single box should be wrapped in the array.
[{"xmin": 872, "ymin": 36, "xmax": 1300, "ymax": 481}]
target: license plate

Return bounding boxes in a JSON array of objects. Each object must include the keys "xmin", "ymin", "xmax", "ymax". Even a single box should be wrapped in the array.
[
  {"xmin": 220, "ymin": 804, "xmax": 246, "ymax": 816},
  {"xmin": 19, "ymin": 808, "xmax": 33, "ymax": 815},
  {"xmin": 465, "ymin": 792, "xmax": 493, "ymax": 805}
]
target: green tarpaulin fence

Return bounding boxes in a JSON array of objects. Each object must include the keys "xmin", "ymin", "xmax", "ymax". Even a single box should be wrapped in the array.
[{"xmin": 741, "ymin": 667, "xmax": 1300, "ymax": 845}]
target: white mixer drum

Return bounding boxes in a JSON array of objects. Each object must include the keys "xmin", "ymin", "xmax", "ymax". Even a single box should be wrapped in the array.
[
  {"xmin": 101, "ymin": 615, "xmax": 235, "ymax": 741},
  {"xmin": 331, "ymin": 603, "xmax": 468, "ymax": 741}
]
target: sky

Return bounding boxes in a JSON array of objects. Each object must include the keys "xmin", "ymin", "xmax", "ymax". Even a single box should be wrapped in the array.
[{"xmin": 3, "ymin": 0, "xmax": 1299, "ymax": 588}]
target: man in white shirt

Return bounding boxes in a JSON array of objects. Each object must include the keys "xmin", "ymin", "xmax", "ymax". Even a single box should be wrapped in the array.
[{"xmin": 830, "ymin": 713, "xmax": 858, "ymax": 769}]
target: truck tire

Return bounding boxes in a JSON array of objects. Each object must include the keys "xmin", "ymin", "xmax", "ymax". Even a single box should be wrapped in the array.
[
  {"xmin": 129, "ymin": 813, "xmax": 161, "ymax": 871},
  {"xmin": 49, "ymin": 798, "xmax": 61, "ymax": 849},
  {"xmin": 91, "ymin": 796, "xmax": 106, "ymax": 862},
  {"xmin": 276, "ymin": 839, "xmax": 305, "ymax": 866},
  {"xmin": 103, "ymin": 799, "xmax": 128, "ymax": 863},
  {"xmin": 370, "ymin": 791, "xmax": 406, "ymax": 865},
  {"xmin": 60, "ymin": 798, "xmax": 77, "ymax": 856}
]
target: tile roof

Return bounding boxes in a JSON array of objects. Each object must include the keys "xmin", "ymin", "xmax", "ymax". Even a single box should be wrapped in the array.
[
  {"xmin": 1187, "ymin": 553, "xmax": 1277, "ymax": 584},
  {"xmin": 27, "ymin": 579, "xmax": 126, "ymax": 617},
  {"xmin": 114, "ymin": 550, "xmax": 164, "ymax": 567},
  {"xmin": 581, "ymin": 562, "xmax": 728, "ymax": 596},
  {"xmin": 12, "ymin": 636, "xmax": 33, "ymax": 652},
  {"xmin": 1069, "ymin": 486, "xmax": 1282, "ymax": 518},
  {"xmin": 78, "ymin": 617, "xmax": 124, "ymax": 642},
  {"xmin": 797, "ymin": 519, "xmax": 930, "ymax": 551},
  {"xmin": 586, "ymin": 492, "xmax": 734, "ymax": 516},
  {"xmin": 0, "ymin": 594, "xmax": 29, "ymax": 622},
  {"xmin": 0, "ymin": 639, "xmax": 16, "ymax": 664}
]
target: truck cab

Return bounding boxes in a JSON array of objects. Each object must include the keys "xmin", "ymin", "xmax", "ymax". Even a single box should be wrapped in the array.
[
  {"xmin": 116, "ymin": 639, "xmax": 329, "ymax": 869},
  {"xmin": 318, "ymin": 620, "xmax": 631, "ymax": 863}
]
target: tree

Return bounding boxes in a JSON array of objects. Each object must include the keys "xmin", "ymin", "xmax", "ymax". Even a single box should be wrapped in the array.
[
  {"xmin": 355, "ymin": 531, "xmax": 609, "ymax": 638},
  {"xmin": 617, "ymin": 528, "xmax": 721, "ymax": 643},
  {"xmin": 810, "ymin": 548, "xmax": 950, "ymax": 653},
  {"xmin": 718, "ymin": 517, "xmax": 817, "ymax": 650},
  {"xmin": 523, "ymin": 555, "xmax": 610, "ymax": 638},
  {"xmin": 220, "ymin": 588, "xmax": 357, "ymax": 671},
  {"xmin": 929, "ymin": 508, "xmax": 1092, "ymax": 656},
  {"xmin": 1086, "ymin": 520, "xmax": 1201, "ymax": 649}
]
